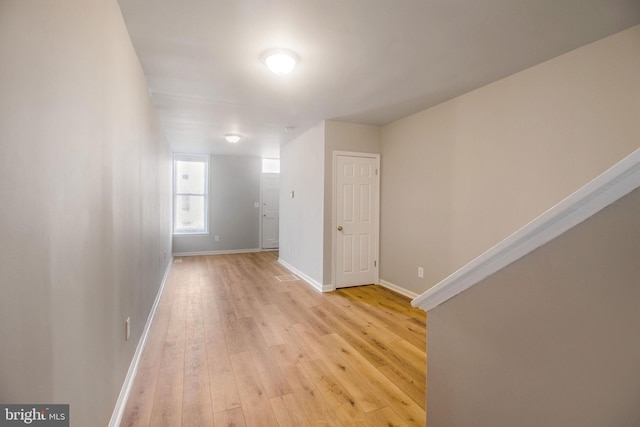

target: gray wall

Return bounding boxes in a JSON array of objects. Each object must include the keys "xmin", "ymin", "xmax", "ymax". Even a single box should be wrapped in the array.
[
  {"xmin": 279, "ymin": 124, "xmax": 326, "ymax": 285},
  {"xmin": 0, "ymin": 1, "xmax": 172, "ymax": 426},
  {"xmin": 172, "ymin": 155, "xmax": 261, "ymax": 254},
  {"xmin": 427, "ymin": 187, "xmax": 640, "ymax": 427},
  {"xmin": 323, "ymin": 121, "xmax": 381, "ymax": 285},
  {"xmin": 282, "ymin": 27, "xmax": 639, "ymax": 295},
  {"xmin": 380, "ymin": 25, "xmax": 640, "ymax": 296},
  {"xmin": 279, "ymin": 121, "xmax": 381, "ymax": 287}
]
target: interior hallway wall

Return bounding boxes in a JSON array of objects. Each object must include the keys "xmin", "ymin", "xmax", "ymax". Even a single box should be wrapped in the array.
[
  {"xmin": 380, "ymin": 25, "xmax": 640, "ymax": 295},
  {"xmin": 279, "ymin": 123, "xmax": 326, "ymax": 286},
  {"xmin": 0, "ymin": 1, "xmax": 172, "ymax": 425}
]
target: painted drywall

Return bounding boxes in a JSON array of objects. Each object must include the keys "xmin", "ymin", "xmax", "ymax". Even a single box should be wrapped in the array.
[
  {"xmin": 323, "ymin": 121, "xmax": 382, "ymax": 285},
  {"xmin": 279, "ymin": 123, "xmax": 326, "ymax": 286},
  {"xmin": 380, "ymin": 25, "xmax": 640, "ymax": 295},
  {"xmin": 0, "ymin": 1, "xmax": 172, "ymax": 426},
  {"xmin": 172, "ymin": 155, "xmax": 261, "ymax": 254},
  {"xmin": 427, "ymin": 187, "xmax": 640, "ymax": 426},
  {"xmin": 279, "ymin": 121, "xmax": 381, "ymax": 288}
]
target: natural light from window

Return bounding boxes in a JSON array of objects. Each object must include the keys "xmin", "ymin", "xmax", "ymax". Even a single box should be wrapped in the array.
[
  {"xmin": 262, "ymin": 158, "xmax": 280, "ymax": 173},
  {"xmin": 174, "ymin": 154, "xmax": 209, "ymax": 234}
]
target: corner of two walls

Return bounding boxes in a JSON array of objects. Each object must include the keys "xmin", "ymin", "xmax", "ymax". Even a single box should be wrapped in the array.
[
  {"xmin": 0, "ymin": 1, "xmax": 172, "ymax": 425},
  {"xmin": 380, "ymin": 25, "xmax": 640, "ymax": 296},
  {"xmin": 259, "ymin": 25, "xmax": 640, "ymax": 298},
  {"xmin": 279, "ymin": 121, "xmax": 381, "ymax": 289}
]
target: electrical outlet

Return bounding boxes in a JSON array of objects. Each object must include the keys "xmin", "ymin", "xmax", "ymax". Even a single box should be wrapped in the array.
[
  {"xmin": 418, "ymin": 267, "xmax": 424, "ymax": 279},
  {"xmin": 125, "ymin": 317, "xmax": 131, "ymax": 341},
  {"xmin": 214, "ymin": 235, "xmax": 219, "ymax": 241}
]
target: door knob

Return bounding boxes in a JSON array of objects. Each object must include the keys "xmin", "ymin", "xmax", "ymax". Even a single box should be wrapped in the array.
[{"xmin": 337, "ymin": 226, "xmax": 343, "ymax": 231}]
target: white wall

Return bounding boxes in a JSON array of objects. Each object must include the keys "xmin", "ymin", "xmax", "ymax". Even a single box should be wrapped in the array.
[
  {"xmin": 279, "ymin": 124, "xmax": 326, "ymax": 286},
  {"xmin": 0, "ymin": 1, "xmax": 172, "ymax": 425},
  {"xmin": 380, "ymin": 25, "xmax": 640, "ymax": 295},
  {"xmin": 172, "ymin": 155, "xmax": 261, "ymax": 254}
]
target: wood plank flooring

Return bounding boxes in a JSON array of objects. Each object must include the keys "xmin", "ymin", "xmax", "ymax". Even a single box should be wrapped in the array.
[{"xmin": 121, "ymin": 252, "xmax": 427, "ymax": 427}]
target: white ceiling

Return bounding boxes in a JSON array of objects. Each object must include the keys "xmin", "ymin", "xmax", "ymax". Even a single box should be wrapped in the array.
[{"xmin": 118, "ymin": 0, "xmax": 640, "ymax": 158}]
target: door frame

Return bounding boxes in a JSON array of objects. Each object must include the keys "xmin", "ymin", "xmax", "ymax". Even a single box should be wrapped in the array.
[{"xmin": 331, "ymin": 151, "xmax": 380, "ymax": 289}]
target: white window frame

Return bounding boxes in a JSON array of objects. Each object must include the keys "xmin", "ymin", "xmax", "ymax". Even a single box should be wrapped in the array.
[{"xmin": 173, "ymin": 153, "xmax": 209, "ymax": 235}]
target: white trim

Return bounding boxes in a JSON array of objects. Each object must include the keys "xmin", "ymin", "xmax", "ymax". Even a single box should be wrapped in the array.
[
  {"xmin": 412, "ymin": 148, "xmax": 640, "ymax": 312},
  {"xmin": 172, "ymin": 248, "xmax": 261, "ymax": 257},
  {"xmin": 259, "ymin": 169, "xmax": 264, "ymax": 249},
  {"xmin": 379, "ymin": 279, "xmax": 419, "ymax": 299},
  {"xmin": 332, "ymin": 151, "xmax": 381, "ymax": 289},
  {"xmin": 278, "ymin": 258, "xmax": 333, "ymax": 292},
  {"xmin": 173, "ymin": 153, "xmax": 210, "ymax": 236},
  {"xmin": 109, "ymin": 257, "xmax": 173, "ymax": 427}
]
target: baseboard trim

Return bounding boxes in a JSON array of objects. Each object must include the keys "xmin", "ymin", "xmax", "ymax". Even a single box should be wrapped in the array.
[
  {"xmin": 379, "ymin": 279, "xmax": 419, "ymax": 299},
  {"xmin": 108, "ymin": 257, "xmax": 173, "ymax": 427},
  {"xmin": 277, "ymin": 258, "xmax": 332, "ymax": 292},
  {"xmin": 172, "ymin": 248, "xmax": 261, "ymax": 257}
]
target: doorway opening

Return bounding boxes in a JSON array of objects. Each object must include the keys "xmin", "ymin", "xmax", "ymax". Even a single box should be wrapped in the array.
[{"xmin": 261, "ymin": 158, "xmax": 280, "ymax": 250}]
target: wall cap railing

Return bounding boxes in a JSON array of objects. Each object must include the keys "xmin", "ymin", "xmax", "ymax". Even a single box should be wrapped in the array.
[{"xmin": 412, "ymin": 148, "xmax": 640, "ymax": 312}]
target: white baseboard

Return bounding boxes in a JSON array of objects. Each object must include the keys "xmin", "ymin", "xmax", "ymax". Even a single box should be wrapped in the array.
[
  {"xmin": 379, "ymin": 279, "xmax": 419, "ymax": 299},
  {"xmin": 277, "ymin": 258, "xmax": 332, "ymax": 292},
  {"xmin": 108, "ymin": 257, "xmax": 173, "ymax": 427},
  {"xmin": 172, "ymin": 248, "xmax": 261, "ymax": 257}
]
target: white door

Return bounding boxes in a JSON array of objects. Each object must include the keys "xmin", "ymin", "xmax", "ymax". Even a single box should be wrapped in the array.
[
  {"xmin": 262, "ymin": 173, "xmax": 279, "ymax": 249},
  {"xmin": 335, "ymin": 153, "xmax": 379, "ymax": 288}
]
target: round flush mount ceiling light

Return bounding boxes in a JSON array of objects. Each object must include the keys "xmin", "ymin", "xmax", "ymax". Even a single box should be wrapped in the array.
[
  {"xmin": 261, "ymin": 48, "xmax": 299, "ymax": 74},
  {"xmin": 225, "ymin": 134, "xmax": 241, "ymax": 143}
]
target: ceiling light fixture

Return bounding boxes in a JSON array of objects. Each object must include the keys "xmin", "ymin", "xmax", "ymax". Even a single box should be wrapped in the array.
[
  {"xmin": 225, "ymin": 134, "xmax": 241, "ymax": 143},
  {"xmin": 261, "ymin": 48, "xmax": 299, "ymax": 74}
]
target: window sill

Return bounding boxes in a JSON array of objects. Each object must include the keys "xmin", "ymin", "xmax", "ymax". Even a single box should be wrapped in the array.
[{"xmin": 173, "ymin": 231, "xmax": 209, "ymax": 237}]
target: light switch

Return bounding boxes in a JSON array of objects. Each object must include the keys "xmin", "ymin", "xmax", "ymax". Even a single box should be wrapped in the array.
[{"xmin": 254, "ymin": 202, "xmax": 260, "ymax": 208}]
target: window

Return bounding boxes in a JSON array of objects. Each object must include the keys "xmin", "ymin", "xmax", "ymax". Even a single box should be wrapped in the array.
[
  {"xmin": 262, "ymin": 158, "xmax": 280, "ymax": 173},
  {"xmin": 173, "ymin": 154, "xmax": 208, "ymax": 234}
]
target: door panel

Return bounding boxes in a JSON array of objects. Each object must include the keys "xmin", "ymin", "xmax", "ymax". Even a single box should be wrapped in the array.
[
  {"xmin": 262, "ymin": 173, "xmax": 279, "ymax": 249},
  {"xmin": 335, "ymin": 154, "xmax": 379, "ymax": 288}
]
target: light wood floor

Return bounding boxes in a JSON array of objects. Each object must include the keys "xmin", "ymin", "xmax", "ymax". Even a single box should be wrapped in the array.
[{"xmin": 121, "ymin": 251, "xmax": 426, "ymax": 427}]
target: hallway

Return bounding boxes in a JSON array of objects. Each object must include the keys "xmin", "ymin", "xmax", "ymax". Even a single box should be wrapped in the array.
[{"xmin": 121, "ymin": 252, "xmax": 426, "ymax": 426}]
